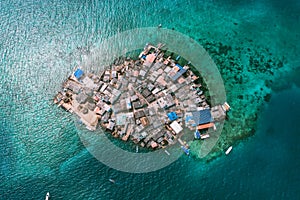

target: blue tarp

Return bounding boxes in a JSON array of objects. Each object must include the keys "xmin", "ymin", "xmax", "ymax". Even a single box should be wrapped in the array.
[
  {"xmin": 74, "ymin": 69, "xmax": 84, "ymax": 79},
  {"xmin": 167, "ymin": 112, "xmax": 178, "ymax": 121},
  {"xmin": 192, "ymin": 109, "xmax": 212, "ymax": 125}
]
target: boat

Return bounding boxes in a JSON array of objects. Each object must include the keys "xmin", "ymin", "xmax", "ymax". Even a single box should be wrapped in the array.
[
  {"xmin": 225, "ymin": 146, "xmax": 233, "ymax": 155},
  {"xmin": 200, "ymin": 133, "xmax": 210, "ymax": 140},
  {"xmin": 164, "ymin": 150, "xmax": 170, "ymax": 156},
  {"xmin": 194, "ymin": 130, "xmax": 201, "ymax": 139},
  {"xmin": 109, "ymin": 178, "xmax": 115, "ymax": 184},
  {"xmin": 45, "ymin": 192, "xmax": 50, "ymax": 200},
  {"xmin": 222, "ymin": 102, "xmax": 231, "ymax": 112},
  {"xmin": 181, "ymin": 146, "xmax": 190, "ymax": 156},
  {"xmin": 136, "ymin": 146, "xmax": 139, "ymax": 153}
]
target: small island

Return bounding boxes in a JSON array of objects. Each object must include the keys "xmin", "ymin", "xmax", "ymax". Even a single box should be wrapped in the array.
[{"xmin": 54, "ymin": 43, "xmax": 230, "ymax": 153}]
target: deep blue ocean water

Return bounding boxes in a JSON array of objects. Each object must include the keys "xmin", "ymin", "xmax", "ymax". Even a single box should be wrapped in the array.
[{"xmin": 0, "ymin": 0, "xmax": 300, "ymax": 199}]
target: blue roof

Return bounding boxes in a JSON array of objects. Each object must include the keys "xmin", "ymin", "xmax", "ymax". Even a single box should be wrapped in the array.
[
  {"xmin": 74, "ymin": 69, "xmax": 84, "ymax": 79},
  {"xmin": 176, "ymin": 64, "xmax": 183, "ymax": 70},
  {"xmin": 192, "ymin": 109, "xmax": 212, "ymax": 125},
  {"xmin": 167, "ymin": 112, "xmax": 178, "ymax": 121}
]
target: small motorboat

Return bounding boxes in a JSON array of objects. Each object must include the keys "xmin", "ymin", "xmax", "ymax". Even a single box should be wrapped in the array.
[
  {"xmin": 109, "ymin": 179, "xmax": 115, "ymax": 184},
  {"xmin": 194, "ymin": 130, "xmax": 201, "ymax": 139},
  {"xmin": 164, "ymin": 150, "xmax": 170, "ymax": 156},
  {"xmin": 181, "ymin": 146, "xmax": 190, "ymax": 156},
  {"xmin": 200, "ymin": 133, "xmax": 210, "ymax": 140},
  {"xmin": 225, "ymin": 146, "xmax": 233, "ymax": 155},
  {"xmin": 45, "ymin": 192, "xmax": 50, "ymax": 200}
]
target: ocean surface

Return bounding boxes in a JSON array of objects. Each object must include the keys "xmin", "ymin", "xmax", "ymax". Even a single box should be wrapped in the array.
[{"xmin": 1, "ymin": 0, "xmax": 300, "ymax": 199}]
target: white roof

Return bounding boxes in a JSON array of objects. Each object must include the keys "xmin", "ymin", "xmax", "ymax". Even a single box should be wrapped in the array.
[
  {"xmin": 103, "ymin": 104, "xmax": 111, "ymax": 111},
  {"xmin": 152, "ymin": 88, "xmax": 161, "ymax": 94},
  {"xmin": 111, "ymin": 70, "xmax": 117, "ymax": 78},
  {"xmin": 170, "ymin": 121, "xmax": 183, "ymax": 134},
  {"xmin": 139, "ymin": 70, "xmax": 146, "ymax": 77},
  {"xmin": 100, "ymin": 83, "xmax": 108, "ymax": 92},
  {"xmin": 164, "ymin": 66, "xmax": 172, "ymax": 73}
]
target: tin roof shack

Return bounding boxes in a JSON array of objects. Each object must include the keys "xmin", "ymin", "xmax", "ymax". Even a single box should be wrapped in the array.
[
  {"xmin": 130, "ymin": 94, "xmax": 139, "ymax": 102},
  {"xmin": 101, "ymin": 111, "xmax": 111, "ymax": 123},
  {"xmin": 82, "ymin": 76, "xmax": 99, "ymax": 91},
  {"xmin": 141, "ymin": 88, "xmax": 152, "ymax": 98},
  {"xmin": 103, "ymin": 70, "xmax": 111, "ymax": 82},
  {"xmin": 146, "ymin": 95, "xmax": 156, "ymax": 103},
  {"xmin": 134, "ymin": 110, "xmax": 146, "ymax": 119},
  {"xmin": 168, "ymin": 64, "xmax": 187, "ymax": 82},
  {"xmin": 132, "ymin": 100, "xmax": 143, "ymax": 110},
  {"xmin": 149, "ymin": 116, "xmax": 163, "ymax": 129},
  {"xmin": 152, "ymin": 129, "xmax": 165, "ymax": 142},
  {"xmin": 76, "ymin": 92, "xmax": 88, "ymax": 104},
  {"xmin": 157, "ymin": 94, "xmax": 175, "ymax": 110},
  {"xmin": 112, "ymin": 99, "xmax": 127, "ymax": 114},
  {"xmin": 211, "ymin": 105, "xmax": 226, "ymax": 121},
  {"xmin": 65, "ymin": 80, "xmax": 81, "ymax": 94},
  {"xmin": 125, "ymin": 98, "xmax": 132, "ymax": 110},
  {"xmin": 107, "ymin": 119, "xmax": 115, "ymax": 131}
]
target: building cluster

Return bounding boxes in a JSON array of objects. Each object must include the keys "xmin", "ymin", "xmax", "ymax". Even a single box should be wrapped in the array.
[{"xmin": 54, "ymin": 43, "xmax": 230, "ymax": 150}]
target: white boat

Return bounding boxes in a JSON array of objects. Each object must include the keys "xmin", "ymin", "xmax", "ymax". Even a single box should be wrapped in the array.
[
  {"xmin": 164, "ymin": 150, "xmax": 170, "ymax": 156},
  {"xmin": 136, "ymin": 146, "xmax": 139, "ymax": 153},
  {"xmin": 45, "ymin": 192, "xmax": 50, "ymax": 200},
  {"xmin": 200, "ymin": 134, "xmax": 210, "ymax": 140},
  {"xmin": 225, "ymin": 146, "xmax": 233, "ymax": 155},
  {"xmin": 109, "ymin": 178, "xmax": 115, "ymax": 184}
]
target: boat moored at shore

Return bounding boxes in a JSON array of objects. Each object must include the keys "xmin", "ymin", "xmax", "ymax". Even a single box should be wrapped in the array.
[{"xmin": 225, "ymin": 146, "xmax": 233, "ymax": 155}]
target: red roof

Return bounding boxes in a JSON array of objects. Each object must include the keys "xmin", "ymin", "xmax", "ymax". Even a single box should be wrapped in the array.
[
  {"xmin": 146, "ymin": 53, "xmax": 156, "ymax": 63},
  {"xmin": 151, "ymin": 141, "xmax": 158, "ymax": 148},
  {"xmin": 197, "ymin": 122, "xmax": 214, "ymax": 130}
]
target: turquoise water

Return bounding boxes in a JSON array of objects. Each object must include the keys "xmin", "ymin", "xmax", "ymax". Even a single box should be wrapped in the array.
[{"xmin": 1, "ymin": 0, "xmax": 300, "ymax": 199}]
